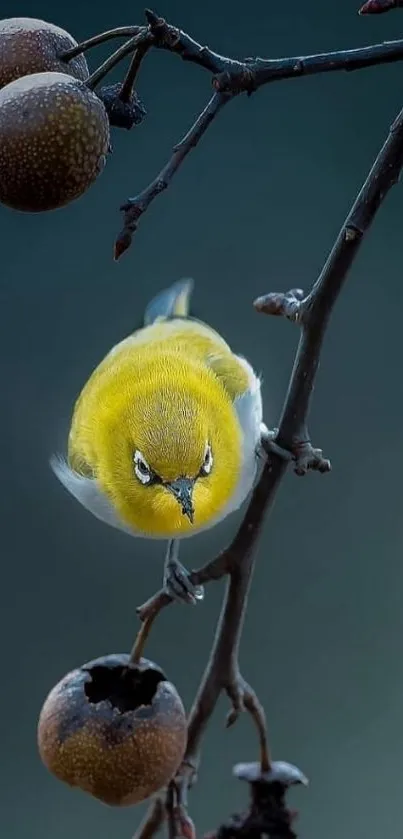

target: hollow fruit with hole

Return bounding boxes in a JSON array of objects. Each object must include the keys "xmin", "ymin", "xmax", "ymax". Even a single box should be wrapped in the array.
[
  {"xmin": 0, "ymin": 18, "xmax": 89, "ymax": 89},
  {"xmin": 0, "ymin": 71, "xmax": 110, "ymax": 212},
  {"xmin": 37, "ymin": 653, "xmax": 187, "ymax": 806}
]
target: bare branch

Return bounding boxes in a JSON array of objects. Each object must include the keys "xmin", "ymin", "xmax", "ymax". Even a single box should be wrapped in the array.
[
  {"xmin": 59, "ymin": 25, "xmax": 143, "ymax": 60},
  {"xmin": 213, "ymin": 39, "xmax": 403, "ymax": 92},
  {"xmin": 143, "ymin": 9, "xmax": 240, "ymax": 74},
  {"xmin": 189, "ymin": 77, "xmax": 403, "ymax": 772},
  {"xmin": 50, "ymin": 8, "xmax": 403, "ymax": 838},
  {"xmin": 114, "ymin": 91, "xmax": 231, "ymax": 259},
  {"xmin": 132, "ymin": 81, "xmax": 403, "ymax": 839},
  {"xmin": 263, "ymin": 107, "xmax": 403, "ymax": 450},
  {"xmin": 132, "ymin": 798, "xmax": 165, "ymax": 839},
  {"xmin": 111, "ymin": 10, "xmax": 403, "ymax": 256},
  {"xmin": 120, "ymin": 41, "xmax": 151, "ymax": 102},
  {"xmin": 86, "ymin": 31, "xmax": 151, "ymax": 90}
]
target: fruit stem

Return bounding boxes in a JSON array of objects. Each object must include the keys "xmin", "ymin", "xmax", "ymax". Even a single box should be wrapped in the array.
[
  {"xmin": 60, "ymin": 26, "xmax": 143, "ymax": 61},
  {"xmin": 87, "ymin": 31, "xmax": 152, "ymax": 90},
  {"xmin": 120, "ymin": 42, "xmax": 151, "ymax": 102},
  {"xmin": 129, "ymin": 613, "xmax": 156, "ymax": 665},
  {"xmin": 130, "ymin": 570, "xmax": 173, "ymax": 665},
  {"xmin": 246, "ymin": 693, "xmax": 271, "ymax": 774}
]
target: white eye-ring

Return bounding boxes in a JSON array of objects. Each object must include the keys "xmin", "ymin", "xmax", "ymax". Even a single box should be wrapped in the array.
[
  {"xmin": 133, "ymin": 450, "xmax": 152, "ymax": 485},
  {"xmin": 200, "ymin": 442, "xmax": 213, "ymax": 476}
]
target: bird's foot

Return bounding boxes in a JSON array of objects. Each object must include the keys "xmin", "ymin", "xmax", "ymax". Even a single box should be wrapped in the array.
[
  {"xmin": 163, "ymin": 543, "xmax": 204, "ymax": 605},
  {"xmin": 257, "ymin": 423, "xmax": 293, "ymax": 462},
  {"xmin": 258, "ymin": 423, "xmax": 331, "ymax": 475}
]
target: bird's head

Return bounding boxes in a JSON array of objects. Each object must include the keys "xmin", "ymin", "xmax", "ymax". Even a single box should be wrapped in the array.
[{"xmin": 93, "ymin": 358, "xmax": 243, "ymax": 537}]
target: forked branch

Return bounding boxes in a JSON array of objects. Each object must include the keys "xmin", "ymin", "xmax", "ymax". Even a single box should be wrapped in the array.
[
  {"xmin": 59, "ymin": 8, "xmax": 403, "ymax": 257},
  {"xmin": 131, "ymin": 68, "xmax": 403, "ymax": 839},
  {"xmin": 58, "ymin": 6, "xmax": 403, "ymax": 838},
  {"xmin": 113, "ymin": 8, "xmax": 403, "ymax": 257}
]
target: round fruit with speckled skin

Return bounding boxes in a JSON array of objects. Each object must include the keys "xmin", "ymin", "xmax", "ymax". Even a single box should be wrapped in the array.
[
  {"xmin": 0, "ymin": 72, "xmax": 110, "ymax": 212},
  {"xmin": 37, "ymin": 654, "xmax": 187, "ymax": 806},
  {"xmin": 0, "ymin": 18, "xmax": 88, "ymax": 89}
]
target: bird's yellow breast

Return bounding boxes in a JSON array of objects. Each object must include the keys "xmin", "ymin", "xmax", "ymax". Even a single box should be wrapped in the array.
[{"xmin": 68, "ymin": 318, "xmax": 250, "ymax": 537}]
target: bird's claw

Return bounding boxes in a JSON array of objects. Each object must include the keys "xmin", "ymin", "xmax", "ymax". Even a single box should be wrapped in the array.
[
  {"xmin": 163, "ymin": 558, "xmax": 204, "ymax": 605},
  {"xmin": 258, "ymin": 424, "xmax": 293, "ymax": 462},
  {"xmin": 293, "ymin": 440, "xmax": 331, "ymax": 476},
  {"xmin": 259, "ymin": 424, "xmax": 332, "ymax": 474}
]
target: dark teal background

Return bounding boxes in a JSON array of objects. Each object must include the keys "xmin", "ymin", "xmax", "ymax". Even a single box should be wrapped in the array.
[{"xmin": 1, "ymin": 0, "xmax": 402, "ymax": 836}]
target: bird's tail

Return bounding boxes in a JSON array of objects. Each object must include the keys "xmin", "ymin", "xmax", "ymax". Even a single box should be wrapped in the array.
[{"xmin": 143, "ymin": 278, "xmax": 194, "ymax": 326}]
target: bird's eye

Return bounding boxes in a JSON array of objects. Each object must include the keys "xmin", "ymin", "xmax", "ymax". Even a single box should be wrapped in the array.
[
  {"xmin": 200, "ymin": 442, "xmax": 213, "ymax": 476},
  {"xmin": 133, "ymin": 450, "xmax": 152, "ymax": 485}
]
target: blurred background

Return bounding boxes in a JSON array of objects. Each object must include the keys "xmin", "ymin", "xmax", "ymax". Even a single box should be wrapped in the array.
[{"xmin": 1, "ymin": 0, "xmax": 402, "ymax": 835}]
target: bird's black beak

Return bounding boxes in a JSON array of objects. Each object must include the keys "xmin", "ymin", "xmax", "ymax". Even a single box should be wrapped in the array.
[{"xmin": 166, "ymin": 477, "xmax": 195, "ymax": 523}]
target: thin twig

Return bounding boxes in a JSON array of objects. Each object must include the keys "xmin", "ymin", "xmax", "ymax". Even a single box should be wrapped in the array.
[
  {"xmin": 132, "ymin": 798, "xmax": 165, "ymax": 839},
  {"xmin": 87, "ymin": 31, "xmax": 151, "ymax": 90},
  {"xmin": 143, "ymin": 8, "xmax": 239, "ymax": 74},
  {"xmin": 258, "ymin": 109, "xmax": 403, "ymax": 448},
  {"xmin": 133, "ymin": 88, "xmax": 403, "ymax": 839},
  {"xmin": 243, "ymin": 690, "xmax": 271, "ymax": 774},
  {"xmin": 60, "ymin": 26, "xmax": 143, "ymax": 60},
  {"xmin": 120, "ymin": 42, "xmax": 151, "ymax": 102},
  {"xmin": 213, "ymin": 39, "xmax": 403, "ymax": 92},
  {"xmin": 128, "ymin": 613, "xmax": 157, "ymax": 665},
  {"xmin": 114, "ymin": 91, "xmax": 231, "ymax": 259},
  {"xmin": 144, "ymin": 8, "xmax": 403, "ymax": 82},
  {"xmin": 114, "ymin": 11, "xmax": 403, "ymax": 257}
]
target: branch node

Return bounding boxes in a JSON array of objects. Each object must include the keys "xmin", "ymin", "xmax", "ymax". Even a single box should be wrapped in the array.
[
  {"xmin": 136, "ymin": 589, "xmax": 173, "ymax": 623},
  {"xmin": 175, "ymin": 758, "xmax": 199, "ymax": 792},
  {"xmin": 344, "ymin": 225, "xmax": 360, "ymax": 241},
  {"xmin": 292, "ymin": 440, "xmax": 331, "ymax": 476},
  {"xmin": 213, "ymin": 66, "xmax": 256, "ymax": 94},
  {"xmin": 145, "ymin": 9, "xmax": 181, "ymax": 48},
  {"xmin": 156, "ymin": 178, "xmax": 168, "ymax": 193},
  {"xmin": 253, "ymin": 288, "xmax": 305, "ymax": 321},
  {"xmin": 144, "ymin": 8, "xmax": 164, "ymax": 27}
]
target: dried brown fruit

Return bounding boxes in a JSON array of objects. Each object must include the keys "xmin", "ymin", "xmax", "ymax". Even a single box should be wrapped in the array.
[
  {"xmin": 37, "ymin": 653, "xmax": 187, "ymax": 806},
  {"xmin": 0, "ymin": 17, "xmax": 88, "ymax": 89},
  {"xmin": 0, "ymin": 71, "xmax": 110, "ymax": 212}
]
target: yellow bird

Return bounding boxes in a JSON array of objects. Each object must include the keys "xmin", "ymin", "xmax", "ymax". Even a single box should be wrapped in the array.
[{"xmin": 51, "ymin": 279, "xmax": 264, "ymax": 602}]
